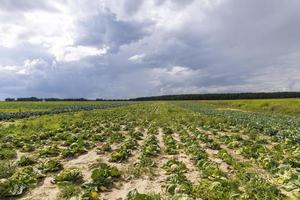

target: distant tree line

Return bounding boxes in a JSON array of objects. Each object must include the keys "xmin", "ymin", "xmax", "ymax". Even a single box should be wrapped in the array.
[
  {"xmin": 4, "ymin": 97, "xmax": 90, "ymax": 101},
  {"xmin": 95, "ymin": 99, "xmax": 128, "ymax": 101},
  {"xmin": 4, "ymin": 97, "xmax": 129, "ymax": 102},
  {"xmin": 4, "ymin": 98, "xmax": 16, "ymax": 102},
  {"xmin": 4, "ymin": 92, "xmax": 300, "ymax": 102},
  {"xmin": 130, "ymin": 92, "xmax": 300, "ymax": 101}
]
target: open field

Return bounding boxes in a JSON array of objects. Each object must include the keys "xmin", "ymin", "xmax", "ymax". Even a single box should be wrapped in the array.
[
  {"xmin": 0, "ymin": 101, "xmax": 128, "ymax": 113},
  {"xmin": 0, "ymin": 101, "xmax": 133, "ymax": 121},
  {"xmin": 0, "ymin": 100, "xmax": 299, "ymax": 199},
  {"xmin": 198, "ymin": 99, "xmax": 300, "ymax": 116}
]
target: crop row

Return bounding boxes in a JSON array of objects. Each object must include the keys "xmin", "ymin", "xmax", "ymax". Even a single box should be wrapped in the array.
[{"xmin": 0, "ymin": 102, "xmax": 134, "ymax": 121}]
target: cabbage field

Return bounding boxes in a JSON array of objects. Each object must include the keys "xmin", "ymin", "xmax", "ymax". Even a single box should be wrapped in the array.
[{"xmin": 0, "ymin": 101, "xmax": 299, "ymax": 200}]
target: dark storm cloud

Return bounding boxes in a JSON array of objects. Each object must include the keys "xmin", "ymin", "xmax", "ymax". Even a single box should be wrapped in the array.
[
  {"xmin": 0, "ymin": 43, "xmax": 53, "ymax": 65},
  {"xmin": 205, "ymin": 0, "xmax": 300, "ymax": 62},
  {"xmin": 75, "ymin": 10, "xmax": 152, "ymax": 52},
  {"xmin": 1, "ymin": 0, "xmax": 300, "ymax": 99},
  {"xmin": 141, "ymin": 0, "xmax": 300, "ymax": 92}
]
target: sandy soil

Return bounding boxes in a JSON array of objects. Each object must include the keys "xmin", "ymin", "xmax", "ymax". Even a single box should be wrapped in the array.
[
  {"xmin": 0, "ymin": 121, "xmax": 17, "ymax": 127},
  {"xmin": 216, "ymin": 108, "xmax": 251, "ymax": 113},
  {"xmin": 63, "ymin": 150, "xmax": 100, "ymax": 181},
  {"xmin": 20, "ymin": 149, "xmax": 101, "ymax": 200},
  {"xmin": 102, "ymin": 175, "xmax": 164, "ymax": 200},
  {"xmin": 20, "ymin": 177, "xmax": 59, "ymax": 200}
]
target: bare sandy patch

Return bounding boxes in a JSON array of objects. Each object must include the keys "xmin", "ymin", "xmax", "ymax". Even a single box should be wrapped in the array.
[
  {"xmin": 101, "ymin": 176, "xmax": 164, "ymax": 200},
  {"xmin": 0, "ymin": 121, "xmax": 20, "ymax": 129},
  {"xmin": 63, "ymin": 150, "xmax": 100, "ymax": 180},
  {"xmin": 20, "ymin": 177, "xmax": 59, "ymax": 200}
]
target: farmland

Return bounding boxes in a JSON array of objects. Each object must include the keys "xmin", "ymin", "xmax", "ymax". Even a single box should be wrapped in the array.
[
  {"xmin": 0, "ymin": 100, "xmax": 299, "ymax": 200},
  {"xmin": 0, "ymin": 101, "xmax": 132, "ymax": 121},
  {"xmin": 0, "ymin": 101, "xmax": 120, "ymax": 113},
  {"xmin": 198, "ymin": 99, "xmax": 300, "ymax": 116}
]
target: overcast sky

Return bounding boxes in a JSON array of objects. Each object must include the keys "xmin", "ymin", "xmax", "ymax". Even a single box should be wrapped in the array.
[{"xmin": 0, "ymin": 0, "xmax": 300, "ymax": 99}]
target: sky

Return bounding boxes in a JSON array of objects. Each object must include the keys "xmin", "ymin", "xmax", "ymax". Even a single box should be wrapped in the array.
[{"xmin": 0, "ymin": 0, "xmax": 300, "ymax": 99}]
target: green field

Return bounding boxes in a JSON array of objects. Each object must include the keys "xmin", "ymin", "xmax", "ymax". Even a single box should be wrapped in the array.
[
  {"xmin": 198, "ymin": 98, "xmax": 300, "ymax": 116},
  {"xmin": 0, "ymin": 101, "xmax": 124, "ymax": 113},
  {"xmin": 0, "ymin": 100, "xmax": 299, "ymax": 199}
]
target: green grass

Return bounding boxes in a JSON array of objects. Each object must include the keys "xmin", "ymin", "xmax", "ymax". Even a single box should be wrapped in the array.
[
  {"xmin": 1, "ymin": 99, "xmax": 299, "ymax": 115},
  {"xmin": 0, "ymin": 101, "xmax": 125, "ymax": 113},
  {"xmin": 195, "ymin": 98, "xmax": 300, "ymax": 116}
]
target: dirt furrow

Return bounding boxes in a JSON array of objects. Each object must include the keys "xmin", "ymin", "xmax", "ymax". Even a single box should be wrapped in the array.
[
  {"xmin": 101, "ymin": 128, "xmax": 161, "ymax": 200},
  {"xmin": 20, "ymin": 177, "xmax": 60, "ymax": 200},
  {"xmin": 174, "ymin": 133, "xmax": 199, "ymax": 183}
]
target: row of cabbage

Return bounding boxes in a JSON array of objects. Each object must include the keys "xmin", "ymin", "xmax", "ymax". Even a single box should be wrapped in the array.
[
  {"xmin": 175, "ymin": 102, "xmax": 300, "ymax": 196},
  {"xmin": 0, "ymin": 102, "xmax": 134, "ymax": 121}
]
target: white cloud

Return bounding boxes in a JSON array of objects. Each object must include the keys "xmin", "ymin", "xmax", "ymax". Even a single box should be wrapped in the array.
[
  {"xmin": 152, "ymin": 66, "xmax": 194, "ymax": 78},
  {"xmin": 165, "ymin": 66, "xmax": 192, "ymax": 76},
  {"xmin": 0, "ymin": 59, "xmax": 49, "ymax": 75},
  {"xmin": 0, "ymin": 24, "xmax": 26, "ymax": 48},
  {"xmin": 0, "ymin": 64, "xmax": 18, "ymax": 71},
  {"xmin": 16, "ymin": 58, "xmax": 49, "ymax": 75},
  {"xmin": 128, "ymin": 53, "xmax": 145, "ymax": 62},
  {"xmin": 54, "ymin": 45, "xmax": 109, "ymax": 62}
]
